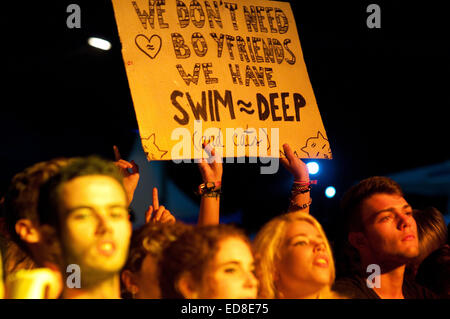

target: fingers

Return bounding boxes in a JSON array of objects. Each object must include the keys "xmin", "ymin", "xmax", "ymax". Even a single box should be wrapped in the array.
[
  {"xmin": 279, "ymin": 156, "xmax": 290, "ymax": 169},
  {"xmin": 130, "ymin": 160, "xmax": 139, "ymax": 174},
  {"xmin": 113, "ymin": 145, "xmax": 121, "ymax": 162},
  {"xmin": 114, "ymin": 146, "xmax": 139, "ymax": 173},
  {"xmin": 202, "ymin": 141, "xmax": 213, "ymax": 157},
  {"xmin": 145, "ymin": 205, "xmax": 153, "ymax": 223},
  {"xmin": 152, "ymin": 187, "xmax": 159, "ymax": 210},
  {"xmin": 160, "ymin": 211, "xmax": 176, "ymax": 224},
  {"xmin": 148, "ymin": 206, "xmax": 173, "ymax": 223},
  {"xmin": 115, "ymin": 159, "xmax": 133, "ymax": 169},
  {"xmin": 152, "ymin": 205, "xmax": 165, "ymax": 222},
  {"xmin": 282, "ymin": 143, "xmax": 296, "ymax": 164}
]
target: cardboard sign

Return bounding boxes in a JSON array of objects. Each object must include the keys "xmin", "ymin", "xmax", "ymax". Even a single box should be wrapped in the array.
[{"xmin": 111, "ymin": 0, "xmax": 332, "ymax": 161}]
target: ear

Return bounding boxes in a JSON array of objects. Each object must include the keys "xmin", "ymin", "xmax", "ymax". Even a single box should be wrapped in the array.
[
  {"xmin": 348, "ymin": 231, "xmax": 367, "ymax": 251},
  {"xmin": 121, "ymin": 270, "xmax": 139, "ymax": 295},
  {"xmin": 176, "ymin": 272, "xmax": 199, "ymax": 299},
  {"xmin": 15, "ymin": 219, "xmax": 41, "ymax": 243}
]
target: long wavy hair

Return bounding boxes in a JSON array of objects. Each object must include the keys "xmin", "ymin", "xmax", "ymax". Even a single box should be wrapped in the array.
[{"xmin": 253, "ymin": 212, "xmax": 337, "ymax": 299}]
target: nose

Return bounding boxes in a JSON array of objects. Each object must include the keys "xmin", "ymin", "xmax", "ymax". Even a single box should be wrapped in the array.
[
  {"xmin": 314, "ymin": 242, "xmax": 326, "ymax": 253},
  {"xmin": 244, "ymin": 270, "xmax": 258, "ymax": 291},
  {"xmin": 95, "ymin": 212, "xmax": 112, "ymax": 235},
  {"xmin": 397, "ymin": 212, "xmax": 413, "ymax": 230}
]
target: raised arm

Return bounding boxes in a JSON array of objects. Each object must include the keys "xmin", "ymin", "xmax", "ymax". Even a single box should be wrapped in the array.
[
  {"xmin": 145, "ymin": 187, "xmax": 176, "ymax": 224},
  {"xmin": 280, "ymin": 143, "xmax": 312, "ymax": 214},
  {"xmin": 113, "ymin": 145, "xmax": 140, "ymax": 206},
  {"xmin": 197, "ymin": 143, "xmax": 222, "ymax": 225}
]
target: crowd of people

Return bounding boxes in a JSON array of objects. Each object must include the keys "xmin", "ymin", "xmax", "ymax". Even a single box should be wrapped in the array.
[{"xmin": 0, "ymin": 143, "xmax": 448, "ymax": 299}]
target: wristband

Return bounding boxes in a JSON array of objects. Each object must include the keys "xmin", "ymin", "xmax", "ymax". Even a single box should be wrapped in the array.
[
  {"xmin": 197, "ymin": 181, "xmax": 222, "ymax": 196},
  {"xmin": 293, "ymin": 180, "xmax": 317, "ymax": 185},
  {"xmin": 291, "ymin": 184, "xmax": 312, "ymax": 194},
  {"xmin": 289, "ymin": 198, "xmax": 312, "ymax": 211}
]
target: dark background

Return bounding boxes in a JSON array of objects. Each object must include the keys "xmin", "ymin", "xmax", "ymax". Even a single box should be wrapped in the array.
[{"xmin": 1, "ymin": 1, "xmax": 448, "ymax": 236}]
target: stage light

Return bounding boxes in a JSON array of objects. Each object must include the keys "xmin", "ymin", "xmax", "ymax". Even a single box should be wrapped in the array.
[
  {"xmin": 325, "ymin": 186, "xmax": 336, "ymax": 198},
  {"xmin": 306, "ymin": 161, "xmax": 319, "ymax": 175},
  {"xmin": 88, "ymin": 37, "xmax": 112, "ymax": 50}
]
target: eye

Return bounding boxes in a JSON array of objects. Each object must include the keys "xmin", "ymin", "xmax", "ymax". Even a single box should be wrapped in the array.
[
  {"xmin": 71, "ymin": 209, "xmax": 93, "ymax": 220},
  {"xmin": 72, "ymin": 213, "xmax": 91, "ymax": 220},
  {"xmin": 110, "ymin": 208, "xmax": 128, "ymax": 219},
  {"xmin": 379, "ymin": 215, "xmax": 392, "ymax": 222},
  {"xmin": 224, "ymin": 267, "xmax": 237, "ymax": 274},
  {"xmin": 294, "ymin": 240, "xmax": 309, "ymax": 246}
]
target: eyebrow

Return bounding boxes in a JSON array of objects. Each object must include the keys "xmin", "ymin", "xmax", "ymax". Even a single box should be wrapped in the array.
[
  {"xmin": 374, "ymin": 204, "xmax": 412, "ymax": 216},
  {"xmin": 288, "ymin": 233, "xmax": 323, "ymax": 242},
  {"xmin": 66, "ymin": 204, "xmax": 128, "ymax": 214},
  {"xmin": 368, "ymin": 204, "xmax": 413, "ymax": 222},
  {"xmin": 217, "ymin": 261, "xmax": 255, "ymax": 268}
]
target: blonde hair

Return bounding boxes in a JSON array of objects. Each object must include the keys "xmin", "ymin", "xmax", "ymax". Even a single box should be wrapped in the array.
[{"xmin": 253, "ymin": 212, "xmax": 337, "ymax": 299}]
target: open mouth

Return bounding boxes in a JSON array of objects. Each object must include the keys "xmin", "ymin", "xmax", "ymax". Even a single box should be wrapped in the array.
[
  {"xmin": 313, "ymin": 255, "xmax": 329, "ymax": 268},
  {"xmin": 97, "ymin": 240, "xmax": 116, "ymax": 256}
]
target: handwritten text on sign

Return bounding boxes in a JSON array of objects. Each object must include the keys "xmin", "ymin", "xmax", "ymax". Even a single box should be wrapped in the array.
[{"xmin": 111, "ymin": 0, "xmax": 332, "ymax": 162}]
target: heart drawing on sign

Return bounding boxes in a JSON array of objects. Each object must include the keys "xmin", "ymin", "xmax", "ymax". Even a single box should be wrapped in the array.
[{"xmin": 135, "ymin": 34, "xmax": 162, "ymax": 59}]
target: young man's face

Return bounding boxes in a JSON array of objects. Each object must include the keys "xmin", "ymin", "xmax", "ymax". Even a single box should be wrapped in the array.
[
  {"xmin": 359, "ymin": 193, "xmax": 419, "ymax": 265},
  {"xmin": 58, "ymin": 175, "xmax": 131, "ymax": 280}
]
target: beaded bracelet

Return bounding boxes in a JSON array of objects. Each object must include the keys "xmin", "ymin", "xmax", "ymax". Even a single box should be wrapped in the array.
[
  {"xmin": 197, "ymin": 181, "xmax": 222, "ymax": 197},
  {"xmin": 201, "ymin": 190, "xmax": 222, "ymax": 198},
  {"xmin": 289, "ymin": 198, "xmax": 312, "ymax": 211}
]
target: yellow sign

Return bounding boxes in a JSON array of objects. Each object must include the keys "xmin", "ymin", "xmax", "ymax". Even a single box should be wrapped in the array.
[{"xmin": 111, "ymin": 0, "xmax": 332, "ymax": 162}]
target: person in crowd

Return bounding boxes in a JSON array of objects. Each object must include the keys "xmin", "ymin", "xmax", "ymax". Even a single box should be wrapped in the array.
[
  {"xmin": 408, "ymin": 206, "xmax": 448, "ymax": 277},
  {"xmin": 253, "ymin": 212, "xmax": 342, "ymax": 299},
  {"xmin": 38, "ymin": 156, "xmax": 132, "ymax": 299},
  {"xmin": 0, "ymin": 146, "xmax": 141, "ymax": 298},
  {"xmin": 121, "ymin": 222, "xmax": 192, "ymax": 298},
  {"xmin": 252, "ymin": 142, "xmax": 342, "ymax": 299},
  {"xmin": 1, "ymin": 159, "xmax": 71, "ymax": 298},
  {"xmin": 332, "ymin": 176, "xmax": 437, "ymax": 299},
  {"xmin": 159, "ymin": 224, "xmax": 258, "ymax": 299},
  {"xmin": 2, "ymin": 158, "xmax": 70, "ymax": 275},
  {"xmin": 415, "ymin": 244, "xmax": 450, "ymax": 298},
  {"xmin": 121, "ymin": 143, "xmax": 222, "ymax": 298}
]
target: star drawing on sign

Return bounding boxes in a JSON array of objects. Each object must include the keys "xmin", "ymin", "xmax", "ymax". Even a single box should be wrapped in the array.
[{"xmin": 142, "ymin": 133, "xmax": 168, "ymax": 160}]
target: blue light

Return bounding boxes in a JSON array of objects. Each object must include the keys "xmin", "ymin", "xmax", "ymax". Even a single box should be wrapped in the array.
[
  {"xmin": 325, "ymin": 186, "xmax": 336, "ymax": 198},
  {"xmin": 306, "ymin": 162, "xmax": 319, "ymax": 175}
]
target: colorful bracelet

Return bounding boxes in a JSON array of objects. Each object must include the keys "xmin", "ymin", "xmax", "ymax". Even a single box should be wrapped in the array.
[
  {"xmin": 197, "ymin": 181, "xmax": 222, "ymax": 196},
  {"xmin": 293, "ymin": 180, "xmax": 317, "ymax": 185},
  {"xmin": 291, "ymin": 184, "xmax": 312, "ymax": 194}
]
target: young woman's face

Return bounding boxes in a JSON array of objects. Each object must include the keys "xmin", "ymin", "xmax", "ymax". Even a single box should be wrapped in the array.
[
  {"xmin": 276, "ymin": 220, "xmax": 332, "ymax": 296},
  {"xmin": 197, "ymin": 236, "xmax": 258, "ymax": 299}
]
